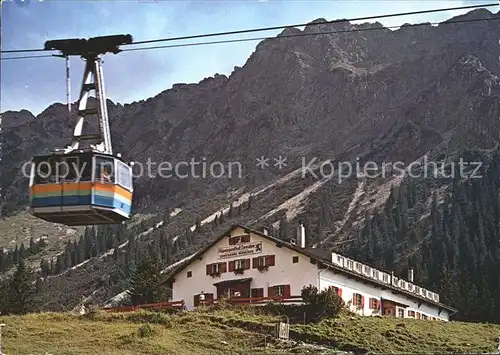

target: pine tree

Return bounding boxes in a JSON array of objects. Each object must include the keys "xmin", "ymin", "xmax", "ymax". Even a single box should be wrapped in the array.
[
  {"xmin": 127, "ymin": 254, "xmax": 170, "ymax": 305},
  {"xmin": 7, "ymin": 259, "xmax": 36, "ymax": 314}
]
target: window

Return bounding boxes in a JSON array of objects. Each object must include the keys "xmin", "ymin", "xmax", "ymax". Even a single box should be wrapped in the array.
[
  {"xmin": 251, "ymin": 288, "xmax": 264, "ymax": 298},
  {"xmin": 116, "ymin": 160, "xmax": 132, "ymax": 190},
  {"xmin": 416, "ymin": 312, "xmax": 421, "ymax": 319},
  {"xmin": 398, "ymin": 308, "xmax": 405, "ymax": 318},
  {"xmin": 292, "ymin": 256, "xmax": 299, "ymax": 263},
  {"xmin": 187, "ymin": 271, "xmax": 192, "ymax": 278},
  {"xmin": 373, "ymin": 270, "xmax": 380, "ymax": 279},
  {"xmin": 274, "ymin": 285, "xmax": 285, "ymax": 296},
  {"xmin": 252, "ymin": 255, "xmax": 275, "ymax": 268},
  {"xmin": 229, "ymin": 234, "xmax": 250, "ymax": 245},
  {"xmin": 364, "ymin": 265, "xmax": 371, "ymax": 275},
  {"xmin": 382, "ymin": 274, "xmax": 389, "ymax": 283},
  {"xmin": 329, "ymin": 286, "xmax": 342, "ymax": 297},
  {"xmin": 408, "ymin": 310, "xmax": 416, "ymax": 318},
  {"xmin": 355, "ymin": 263, "xmax": 362, "ymax": 273},
  {"xmin": 369, "ymin": 298, "xmax": 379, "ymax": 309},
  {"xmin": 235, "ymin": 259, "xmax": 244, "ymax": 269},
  {"xmin": 346, "ymin": 260, "xmax": 354, "ymax": 269},
  {"xmin": 34, "ymin": 160, "xmax": 50, "ymax": 184},
  {"xmin": 212, "ymin": 264, "xmax": 219, "ymax": 274},
  {"xmin": 60, "ymin": 156, "xmax": 79, "ymax": 182},
  {"xmin": 229, "ymin": 259, "xmax": 250, "ymax": 272},
  {"xmin": 206, "ymin": 262, "xmax": 226, "ymax": 275},
  {"xmin": 353, "ymin": 293, "xmax": 364, "ymax": 307},
  {"xmin": 337, "ymin": 256, "xmax": 344, "ymax": 265},
  {"xmin": 257, "ymin": 256, "xmax": 266, "ymax": 267},
  {"xmin": 94, "ymin": 156, "xmax": 115, "ymax": 184},
  {"xmin": 269, "ymin": 284, "xmax": 291, "ymax": 298}
]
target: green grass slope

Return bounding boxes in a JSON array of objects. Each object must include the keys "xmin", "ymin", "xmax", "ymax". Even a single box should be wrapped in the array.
[{"xmin": 1, "ymin": 307, "xmax": 499, "ymax": 355}]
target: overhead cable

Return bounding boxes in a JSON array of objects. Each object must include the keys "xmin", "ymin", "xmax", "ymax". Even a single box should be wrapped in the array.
[
  {"xmin": 1, "ymin": 2, "xmax": 497, "ymax": 54},
  {"xmin": 2, "ymin": 16, "xmax": 498, "ymax": 60}
]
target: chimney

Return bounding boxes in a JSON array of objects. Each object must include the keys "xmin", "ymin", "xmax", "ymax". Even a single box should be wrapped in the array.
[
  {"xmin": 296, "ymin": 221, "xmax": 306, "ymax": 248},
  {"xmin": 408, "ymin": 268, "xmax": 414, "ymax": 282},
  {"xmin": 261, "ymin": 227, "xmax": 269, "ymax": 236}
]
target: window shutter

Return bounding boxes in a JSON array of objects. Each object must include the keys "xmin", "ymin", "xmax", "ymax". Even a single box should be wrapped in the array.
[
  {"xmin": 228, "ymin": 261, "xmax": 235, "ymax": 272},
  {"xmin": 361, "ymin": 296, "xmax": 365, "ymax": 307},
  {"xmin": 242, "ymin": 234, "xmax": 250, "ymax": 243},
  {"xmin": 206, "ymin": 265, "xmax": 211, "ymax": 275},
  {"xmin": 194, "ymin": 294, "xmax": 200, "ymax": 307},
  {"xmin": 220, "ymin": 262, "xmax": 227, "ymax": 273},
  {"xmin": 352, "ymin": 293, "xmax": 357, "ymax": 304},
  {"xmin": 252, "ymin": 258, "xmax": 259, "ymax": 268},
  {"xmin": 229, "ymin": 237, "xmax": 235, "ymax": 245},
  {"xmin": 337, "ymin": 288, "xmax": 342, "ymax": 297},
  {"xmin": 244, "ymin": 259, "xmax": 250, "ymax": 269},
  {"xmin": 284, "ymin": 285, "xmax": 291, "ymax": 298},
  {"xmin": 267, "ymin": 255, "xmax": 275, "ymax": 266},
  {"xmin": 268, "ymin": 287, "xmax": 274, "ymax": 298}
]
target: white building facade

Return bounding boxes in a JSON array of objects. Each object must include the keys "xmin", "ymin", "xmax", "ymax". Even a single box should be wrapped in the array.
[{"xmin": 168, "ymin": 224, "xmax": 456, "ymax": 321}]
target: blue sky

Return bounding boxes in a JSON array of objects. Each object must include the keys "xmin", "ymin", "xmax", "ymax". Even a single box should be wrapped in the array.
[{"xmin": 1, "ymin": 0, "xmax": 495, "ymax": 115}]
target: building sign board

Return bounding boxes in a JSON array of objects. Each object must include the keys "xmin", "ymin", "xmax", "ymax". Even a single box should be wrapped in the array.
[{"xmin": 218, "ymin": 241, "xmax": 262, "ymax": 259}]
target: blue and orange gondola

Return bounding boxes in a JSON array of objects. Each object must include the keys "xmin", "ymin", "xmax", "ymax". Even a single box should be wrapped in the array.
[{"xmin": 28, "ymin": 35, "xmax": 134, "ymax": 226}]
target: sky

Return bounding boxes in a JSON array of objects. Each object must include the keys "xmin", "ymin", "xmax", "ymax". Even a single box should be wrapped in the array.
[{"xmin": 1, "ymin": 0, "xmax": 496, "ymax": 115}]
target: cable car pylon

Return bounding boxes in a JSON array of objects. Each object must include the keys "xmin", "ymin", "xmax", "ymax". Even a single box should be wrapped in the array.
[{"xmin": 28, "ymin": 35, "xmax": 134, "ymax": 226}]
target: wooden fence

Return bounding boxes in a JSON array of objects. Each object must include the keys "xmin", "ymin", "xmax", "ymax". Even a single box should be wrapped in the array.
[
  {"xmin": 103, "ymin": 296, "xmax": 303, "ymax": 313},
  {"xmin": 199, "ymin": 295, "xmax": 303, "ymax": 306},
  {"xmin": 103, "ymin": 300, "xmax": 185, "ymax": 313}
]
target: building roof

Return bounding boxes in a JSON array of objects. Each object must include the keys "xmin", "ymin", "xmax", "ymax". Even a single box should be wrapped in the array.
[{"xmin": 166, "ymin": 224, "xmax": 458, "ymax": 313}]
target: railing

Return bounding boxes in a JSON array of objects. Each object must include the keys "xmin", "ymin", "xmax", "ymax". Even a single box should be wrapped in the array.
[
  {"xmin": 102, "ymin": 296, "xmax": 303, "ymax": 313},
  {"xmin": 199, "ymin": 295, "xmax": 303, "ymax": 306},
  {"xmin": 103, "ymin": 300, "xmax": 185, "ymax": 313}
]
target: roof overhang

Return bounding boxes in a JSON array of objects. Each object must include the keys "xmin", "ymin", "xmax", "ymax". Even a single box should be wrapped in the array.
[
  {"xmin": 213, "ymin": 277, "xmax": 252, "ymax": 286},
  {"xmin": 381, "ymin": 297, "xmax": 409, "ymax": 308}
]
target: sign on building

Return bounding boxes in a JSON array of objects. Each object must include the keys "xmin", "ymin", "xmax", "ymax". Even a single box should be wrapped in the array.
[{"xmin": 218, "ymin": 241, "xmax": 262, "ymax": 259}]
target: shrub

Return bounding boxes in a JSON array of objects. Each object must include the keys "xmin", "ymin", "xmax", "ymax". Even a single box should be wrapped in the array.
[
  {"xmin": 137, "ymin": 323, "xmax": 156, "ymax": 338},
  {"xmin": 301, "ymin": 285, "xmax": 344, "ymax": 323}
]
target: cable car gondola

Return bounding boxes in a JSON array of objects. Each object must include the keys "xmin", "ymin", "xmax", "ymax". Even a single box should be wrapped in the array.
[{"xmin": 28, "ymin": 35, "xmax": 134, "ymax": 226}]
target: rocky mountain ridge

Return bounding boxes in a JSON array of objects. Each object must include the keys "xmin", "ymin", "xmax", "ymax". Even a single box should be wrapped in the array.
[{"xmin": 1, "ymin": 9, "xmax": 500, "ymax": 317}]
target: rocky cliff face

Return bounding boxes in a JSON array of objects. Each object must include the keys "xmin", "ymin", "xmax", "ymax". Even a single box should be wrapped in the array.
[{"xmin": 1, "ymin": 9, "xmax": 500, "ymax": 311}]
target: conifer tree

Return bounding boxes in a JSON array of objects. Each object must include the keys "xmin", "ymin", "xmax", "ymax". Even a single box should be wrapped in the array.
[
  {"xmin": 127, "ymin": 254, "xmax": 170, "ymax": 305},
  {"xmin": 7, "ymin": 259, "xmax": 36, "ymax": 314}
]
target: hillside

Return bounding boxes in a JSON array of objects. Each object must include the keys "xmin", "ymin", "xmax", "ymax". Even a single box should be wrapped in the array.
[
  {"xmin": 1, "ymin": 307, "xmax": 500, "ymax": 355},
  {"xmin": 1, "ymin": 8, "xmax": 500, "ymax": 323}
]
